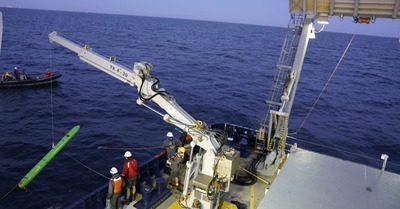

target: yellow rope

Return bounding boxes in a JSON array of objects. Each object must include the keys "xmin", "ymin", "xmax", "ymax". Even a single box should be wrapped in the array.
[{"xmin": 239, "ymin": 166, "xmax": 270, "ymax": 185}]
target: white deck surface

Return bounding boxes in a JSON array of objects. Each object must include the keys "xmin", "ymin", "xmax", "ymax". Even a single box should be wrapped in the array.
[{"xmin": 258, "ymin": 149, "xmax": 400, "ymax": 209}]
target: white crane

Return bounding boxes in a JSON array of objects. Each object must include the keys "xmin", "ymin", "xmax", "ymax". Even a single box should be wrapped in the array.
[{"xmin": 49, "ymin": 31, "xmax": 240, "ymax": 209}]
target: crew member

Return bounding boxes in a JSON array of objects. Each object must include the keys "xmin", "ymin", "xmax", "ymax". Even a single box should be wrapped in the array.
[
  {"xmin": 106, "ymin": 167, "xmax": 123, "ymax": 209},
  {"xmin": 2, "ymin": 71, "xmax": 12, "ymax": 81},
  {"xmin": 45, "ymin": 69, "xmax": 52, "ymax": 77},
  {"xmin": 170, "ymin": 147, "xmax": 186, "ymax": 187},
  {"xmin": 20, "ymin": 69, "xmax": 27, "ymax": 80},
  {"xmin": 121, "ymin": 151, "xmax": 138, "ymax": 205},
  {"xmin": 162, "ymin": 132, "xmax": 182, "ymax": 158},
  {"xmin": 180, "ymin": 131, "xmax": 198, "ymax": 155},
  {"xmin": 13, "ymin": 67, "xmax": 19, "ymax": 80}
]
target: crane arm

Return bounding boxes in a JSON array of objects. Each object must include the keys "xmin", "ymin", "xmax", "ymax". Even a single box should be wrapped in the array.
[
  {"xmin": 49, "ymin": 31, "xmax": 243, "ymax": 209},
  {"xmin": 48, "ymin": 31, "xmax": 221, "ymax": 153}
]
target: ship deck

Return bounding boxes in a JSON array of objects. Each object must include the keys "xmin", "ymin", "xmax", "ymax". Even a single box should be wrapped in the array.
[
  {"xmin": 259, "ymin": 148, "xmax": 400, "ymax": 209},
  {"xmin": 124, "ymin": 148, "xmax": 400, "ymax": 209}
]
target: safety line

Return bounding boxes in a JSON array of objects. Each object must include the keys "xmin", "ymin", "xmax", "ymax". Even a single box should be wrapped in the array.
[
  {"xmin": 97, "ymin": 146, "xmax": 162, "ymax": 150},
  {"xmin": 293, "ymin": 34, "xmax": 356, "ymax": 134},
  {"xmin": 62, "ymin": 151, "xmax": 109, "ymax": 180},
  {"xmin": 286, "ymin": 135, "xmax": 400, "ymax": 167},
  {"xmin": 287, "ymin": 135, "xmax": 378, "ymax": 160}
]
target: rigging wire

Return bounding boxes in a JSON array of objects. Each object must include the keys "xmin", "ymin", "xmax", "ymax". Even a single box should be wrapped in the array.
[
  {"xmin": 62, "ymin": 151, "xmax": 109, "ymax": 180},
  {"xmin": 98, "ymin": 145, "xmax": 162, "ymax": 150},
  {"xmin": 282, "ymin": 33, "xmax": 400, "ymax": 169},
  {"xmin": 49, "ymin": 43, "xmax": 55, "ymax": 148},
  {"xmin": 0, "ymin": 185, "xmax": 17, "ymax": 202},
  {"xmin": 291, "ymin": 34, "xmax": 356, "ymax": 135},
  {"xmin": 286, "ymin": 135, "xmax": 400, "ymax": 167}
]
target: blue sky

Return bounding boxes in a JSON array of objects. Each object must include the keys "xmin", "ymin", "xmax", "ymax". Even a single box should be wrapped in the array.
[{"xmin": 1, "ymin": 0, "xmax": 399, "ymax": 37}]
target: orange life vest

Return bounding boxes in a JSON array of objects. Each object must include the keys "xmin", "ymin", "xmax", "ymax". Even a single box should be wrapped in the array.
[
  {"xmin": 112, "ymin": 177, "xmax": 122, "ymax": 193},
  {"xmin": 172, "ymin": 153, "xmax": 185, "ymax": 166}
]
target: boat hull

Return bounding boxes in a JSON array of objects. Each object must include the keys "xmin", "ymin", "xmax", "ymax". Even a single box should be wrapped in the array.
[{"xmin": 0, "ymin": 72, "xmax": 62, "ymax": 88}]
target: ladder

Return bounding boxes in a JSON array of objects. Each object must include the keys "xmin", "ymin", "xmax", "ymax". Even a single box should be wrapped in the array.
[{"xmin": 255, "ymin": 14, "xmax": 304, "ymax": 151}]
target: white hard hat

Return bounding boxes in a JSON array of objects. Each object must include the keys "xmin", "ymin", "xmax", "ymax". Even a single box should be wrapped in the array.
[
  {"xmin": 14, "ymin": 67, "xmax": 17, "ymax": 69},
  {"xmin": 110, "ymin": 167, "xmax": 118, "ymax": 174},
  {"xmin": 124, "ymin": 151, "xmax": 132, "ymax": 158},
  {"xmin": 166, "ymin": 132, "xmax": 173, "ymax": 137}
]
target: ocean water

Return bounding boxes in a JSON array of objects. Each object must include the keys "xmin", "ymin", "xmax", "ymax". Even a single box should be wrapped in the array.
[{"xmin": 0, "ymin": 8, "xmax": 399, "ymax": 209}]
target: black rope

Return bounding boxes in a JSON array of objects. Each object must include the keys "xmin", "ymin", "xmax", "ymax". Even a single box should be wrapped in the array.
[{"xmin": 0, "ymin": 185, "xmax": 17, "ymax": 201}]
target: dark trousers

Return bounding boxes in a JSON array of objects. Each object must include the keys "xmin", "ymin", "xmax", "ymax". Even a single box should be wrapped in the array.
[{"xmin": 110, "ymin": 191, "xmax": 121, "ymax": 209}]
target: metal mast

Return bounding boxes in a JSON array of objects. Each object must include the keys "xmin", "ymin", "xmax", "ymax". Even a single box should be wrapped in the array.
[{"xmin": 257, "ymin": 0, "xmax": 400, "ymax": 173}]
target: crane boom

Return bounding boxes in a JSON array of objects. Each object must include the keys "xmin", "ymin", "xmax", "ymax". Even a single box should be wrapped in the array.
[
  {"xmin": 49, "ymin": 31, "xmax": 135, "ymax": 85},
  {"xmin": 48, "ymin": 31, "xmax": 220, "ymax": 154},
  {"xmin": 48, "ymin": 31, "xmax": 239, "ymax": 209}
]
